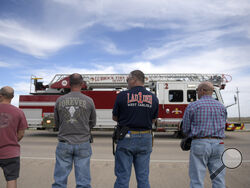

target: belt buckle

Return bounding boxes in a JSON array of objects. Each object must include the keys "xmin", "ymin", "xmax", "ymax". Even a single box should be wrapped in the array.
[{"xmin": 130, "ymin": 130, "xmax": 151, "ymax": 134}]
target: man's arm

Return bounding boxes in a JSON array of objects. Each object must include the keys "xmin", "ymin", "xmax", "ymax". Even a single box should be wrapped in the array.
[
  {"xmin": 54, "ymin": 102, "xmax": 60, "ymax": 130},
  {"xmin": 89, "ymin": 102, "xmax": 97, "ymax": 129},
  {"xmin": 112, "ymin": 93, "xmax": 120, "ymax": 122},
  {"xmin": 152, "ymin": 97, "xmax": 159, "ymax": 124},
  {"xmin": 17, "ymin": 110, "xmax": 28, "ymax": 141},
  {"xmin": 17, "ymin": 129, "xmax": 25, "ymax": 141},
  {"xmin": 182, "ymin": 105, "xmax": 192, "ymax": 136}
]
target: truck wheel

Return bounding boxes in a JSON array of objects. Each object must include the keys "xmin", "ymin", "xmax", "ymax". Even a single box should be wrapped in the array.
[{"xmin": 37, "ymin": 128, "xmax": 45, "ymax": 130}]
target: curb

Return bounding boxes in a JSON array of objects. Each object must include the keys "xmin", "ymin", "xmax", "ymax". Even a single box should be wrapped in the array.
[{"xmin": 234, "ymin": 130, "xmax": 250, "ymax": 132}]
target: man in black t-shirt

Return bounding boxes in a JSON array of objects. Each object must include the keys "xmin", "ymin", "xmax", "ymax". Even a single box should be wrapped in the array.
[{"xmin": 112, "ymin": 70, "xmax": 159, "ymax": 188}]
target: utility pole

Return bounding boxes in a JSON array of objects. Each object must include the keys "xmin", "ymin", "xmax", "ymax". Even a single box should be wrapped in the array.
[{"xmin": 236, "ymin": 87, "xmax": 241, "ymax": 122}]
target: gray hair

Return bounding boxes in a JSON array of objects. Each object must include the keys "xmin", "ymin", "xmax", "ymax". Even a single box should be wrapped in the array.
[{"xmin": 198, "ymin": 82, "xmax": 214, "ymax": 94}]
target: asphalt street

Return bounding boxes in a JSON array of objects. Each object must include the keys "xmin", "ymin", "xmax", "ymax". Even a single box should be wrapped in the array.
[{"xmin": 0, "ymin": 129, "xmax": 250, "ymax": 188}]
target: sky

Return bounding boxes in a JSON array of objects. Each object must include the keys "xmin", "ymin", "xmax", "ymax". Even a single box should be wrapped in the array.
[{"xmin": 0, "ymin": 0, "xmax": 250, "ymax": 117}]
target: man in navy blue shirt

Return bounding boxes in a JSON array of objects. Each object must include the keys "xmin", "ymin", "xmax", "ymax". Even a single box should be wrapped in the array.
[{"xmin": 112, "ymin": 70, "xmax": 159, "ymax": 188}]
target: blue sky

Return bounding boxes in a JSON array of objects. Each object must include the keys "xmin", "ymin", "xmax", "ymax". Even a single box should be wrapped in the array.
[{"xmin": 0, "ymin": 0, "xmax": 250, "ymax": 117}]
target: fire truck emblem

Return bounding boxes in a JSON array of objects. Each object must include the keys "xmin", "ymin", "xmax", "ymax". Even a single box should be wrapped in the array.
[
  {"xmin": 172, "ymin": 108, "xmax": 182, "ymax": 115},
  {"xmin": 62, "ymin": 80, "xmax": 68, "ymax": 86}
]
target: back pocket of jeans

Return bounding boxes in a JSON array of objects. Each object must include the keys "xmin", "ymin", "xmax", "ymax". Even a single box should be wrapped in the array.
[
  {"xmin": 192, "ymin": 143, "xmax": 207, "ymax": 156},
  {"xmin": 211, "ymin": 143, "xmax": 224, "ymax": 157},
  {"xmin": 78, "ymin": 144, "xmax": 92, "ymax": 158},
  {"xmin": 56, "ymin": 144, "xmax": 71, "ymax": 157}
]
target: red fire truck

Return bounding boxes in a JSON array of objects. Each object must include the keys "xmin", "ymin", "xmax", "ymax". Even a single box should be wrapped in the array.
[{"xmin": 19, "ymin": 73, "xmax": 232, "ymax": 135}]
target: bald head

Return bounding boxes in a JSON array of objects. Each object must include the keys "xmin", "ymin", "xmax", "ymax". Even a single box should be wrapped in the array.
[
  {"xmin": 69, "ymin": 73, "xmax": 83, "ymax": 87},
  {"xmin": 69, "ymin": 73, "xmax": 84, "ymax": 92},
  {"xmin": 197, "ymin": 82, "xmax": 214, "ymax": 99},
  {"xmin": 0, "ymin": 86, "xmax": 14, "ymax": 103}
]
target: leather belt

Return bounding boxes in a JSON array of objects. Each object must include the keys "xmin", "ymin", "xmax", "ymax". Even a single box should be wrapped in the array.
[
  {"xmin": 193, "ymin": 136, "xmax": 223, "ymax": 140},
  {"xmin": 130, "ymin": 130, "xmax": 151, "ymax": 134}
]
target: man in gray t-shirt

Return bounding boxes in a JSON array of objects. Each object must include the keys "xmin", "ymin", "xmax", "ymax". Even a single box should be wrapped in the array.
[{"xmin": 52, "ymin": 73, "xmax": 96, "ymax": 188}]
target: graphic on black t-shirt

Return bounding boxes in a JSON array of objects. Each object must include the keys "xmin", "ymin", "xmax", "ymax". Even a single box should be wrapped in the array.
[{"xmin": 127, "ymin": 92, "xmax": 152, "ymax": 108}]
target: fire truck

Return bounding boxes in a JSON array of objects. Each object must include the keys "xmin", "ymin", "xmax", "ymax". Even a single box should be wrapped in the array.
[{"xmin": 19, "ymin": 73, "xmax": 233, "ymax": 135}]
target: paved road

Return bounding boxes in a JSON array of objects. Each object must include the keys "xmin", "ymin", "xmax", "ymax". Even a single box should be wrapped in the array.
[{"xmin": 1, "ymin": 130, "xmax": 250, "ymax": 188}]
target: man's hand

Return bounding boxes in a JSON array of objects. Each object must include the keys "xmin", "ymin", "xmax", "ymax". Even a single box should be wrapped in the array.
[
  {"xmin": 17, "ymin": 129, "xmax": 25, "ymax": 141},
  {"xmin": 112, "ymin": 116, "xmax": 118, "ymax": 122}
]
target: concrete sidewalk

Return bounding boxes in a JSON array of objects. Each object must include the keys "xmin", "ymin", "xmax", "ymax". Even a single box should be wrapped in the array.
[{"xmin": 1, "ymin": 158, "xmax": 249, "ymax": 188}]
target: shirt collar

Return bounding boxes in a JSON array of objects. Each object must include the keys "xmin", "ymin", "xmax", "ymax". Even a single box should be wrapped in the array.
[
  {"xmin": 200, "ymin": 95, "xmax": 213, "ymax": 99},
  {"xmin": 131, "ymin": 86, "xmax": 144, "ymax": 90}
]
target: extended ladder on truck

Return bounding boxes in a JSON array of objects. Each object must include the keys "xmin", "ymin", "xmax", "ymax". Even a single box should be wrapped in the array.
[{"xmin": 31, "ymin": 73, "xmax": 231, "ymax": 94}]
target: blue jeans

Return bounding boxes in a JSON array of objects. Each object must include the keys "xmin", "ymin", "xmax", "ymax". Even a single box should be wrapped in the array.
[
  {"xmin": 114, "ymin": 133, "xmax": 152, "ymax": 188},
  {"xmin": 52, "ymin": 141, "xmax": 92, "ymax": 188},
  {"xmin": 189, "ymin": 139, "xmax": 225, "ymax": 188}
]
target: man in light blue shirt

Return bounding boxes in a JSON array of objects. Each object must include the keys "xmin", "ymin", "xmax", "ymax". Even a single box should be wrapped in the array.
[{"xmin": 183, "ymin": 82, "xmax": 227, "ymax": 188}]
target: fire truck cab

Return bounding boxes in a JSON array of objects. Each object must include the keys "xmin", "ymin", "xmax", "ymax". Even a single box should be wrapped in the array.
[{"xmin": 155, "ymin": 81, "xmax": 223, "ymax": 134}]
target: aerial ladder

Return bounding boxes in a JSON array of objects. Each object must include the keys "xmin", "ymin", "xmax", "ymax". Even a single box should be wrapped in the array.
[{"xmin": 31, "ymin": 73, "xmax": 231, "ymax": 94}]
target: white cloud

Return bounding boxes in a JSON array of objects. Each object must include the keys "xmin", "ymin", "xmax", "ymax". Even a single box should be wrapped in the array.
[
  {"xmin": 67, "ymin": 0, "xmax": 250, "ymax": 31},
  {"xmin": 11, "ymin": 82, "xmax": 31, "ymax": 107},
  {"xmin": 0, "ymin": 19, "xmax": 84, "ymax": 58},
  {"xmin": 113, "ymin": 47, "xmax": 250, "ymax": 75},
  {"xmin": 99, "ymin": 40, "xmax": 126, "ymax": 55},
  {"xmin": 11, "ymin": 94, "xmax": 20, "ymax": 107},
  {"xmin": 140, "ymin": 30, "xmax": 229, "ymax": 60},
  {"xmin": 104, "ymin": 43, "xmax": 125, "ymax": 55},
  {"xmin": 0, "ymin": 0, "xmax": 249, "ymax": 58},
  {"xmin": 0, "ymin": 61, "xmax": 10, "ymax": 67},
  {"xmin": 13, "ymin": 82, "xmax": 31, "ymax": 93},
  {"xmin": 162, "ymin": 47, "xmax": 250, "ymax": 74},
  {"xmin": 0, "ymin": 0, "xmax": 101, "ymax": 58}
]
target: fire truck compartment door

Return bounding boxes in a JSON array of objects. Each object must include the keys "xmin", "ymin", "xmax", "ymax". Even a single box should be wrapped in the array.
[
  {"xmin": 96, "ymin": 109, "xmax": 116, "ymax": 128},
  {"xmin": 22, "ymin": 109, "xmax": 43, "ymax": 128}
]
